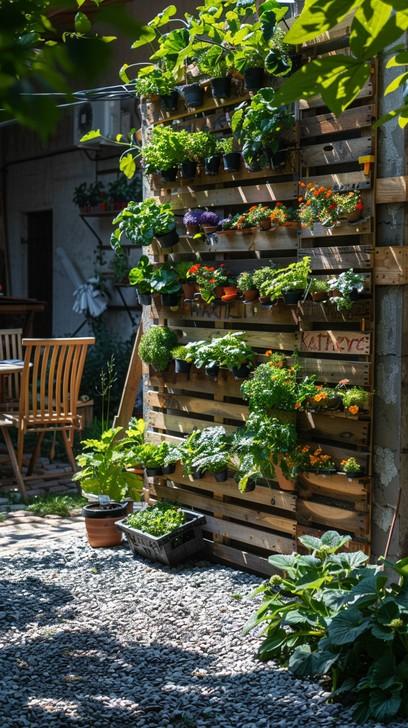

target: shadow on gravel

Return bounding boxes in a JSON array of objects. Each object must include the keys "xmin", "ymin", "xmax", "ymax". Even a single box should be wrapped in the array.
[{"xmin": 0, "ymin": 576, "xmax": 75, "ymax": 629}]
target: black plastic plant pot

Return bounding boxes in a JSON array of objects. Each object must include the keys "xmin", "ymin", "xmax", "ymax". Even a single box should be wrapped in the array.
[
  {"xmin": 205, "ymin": 365, "xmax": 219, "ymax": 379},
  {"xmin": 161, "ymin": 292, "xmax": 180, "ymax": 307},
  {"xmin": 82, "ymin": 502, "xmax": 127, "ymax": 519},
  {"xmin": 204, "ymin": 154, "xmax": 221, "ymax": 176},
  {"xmin": 283, "ymin": 289, "xmax": 305, "ymax": 305},
  {"xmin": 337, "ymin": 470, "xmax": 361, "ymax": 479},
  {"xmin": 138, "ymin": 292, "xmax": 152, "ymax": 306},
  {"xmin": 223, "ymin": 152, "xmax": 241, "ymax": 172},
  {"xmin": 192, "ymin": 468, "xmax": 206, "ymax": 480},
  {"xmin": 160, "ymin": 167, "xmax": 178, "ymax": 183},
  {"xmin": 214, "ymin": 469, "xmax": 228, "ymax": 482},
  {"xmin": 181, "ymin": 83, "xmax": 204, "ymax": 108},
  {"xmin": 326, "ymin": 396, "xmax": 343, "ymax": 411},
  {"xmin": 244, "ymin": 66, "xmax": 264, "ymax": 91},
  {"xmin": 156, "ymin": 227, "xmax": 179, "ymax": 249},
  {"xmin": 117, "ymin": 510, "xmax": 206, "ymax": 566},
  {"xmin": 145, "ymin": 466, "xmax": 163, "ymax": 477},
  {"xmin": 269, "ymin": 148, "xmax": 286, "ymax": 170},
  {"xmin": 210, "ymin": 76, "xmax": 232, "ymax": 99},
  {"xmin": 175, "ymin": 359, "xmax": 191, "ymax": 374},
  {"xmin": 160, "ymin": 91, "xmax": 179, "ymax": 113},
  {"xmin": 350, "ymin": 288, "xmax": 361, "ymax": 301},
  {"xmin": 181, "ymin": 160, "xmax": 197, "ymax": 179},
  {"xmin": 163, "ymin": 463, "xmax": 176, "ymax": 475},
  {"xmin": 232, "ymin": 364, "xmax": 251, "ymax": 380},
  {"xmin": 245, "ymin": 480, "xmax": 256, "ymax": 492}
]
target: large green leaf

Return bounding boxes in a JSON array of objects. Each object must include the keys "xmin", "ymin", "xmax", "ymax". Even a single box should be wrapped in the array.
[
  {"xmin": 328, "ymin": 607, "xmax": 370, "ymax": 645},
  {"xmin": 350, "ymin": 0, "xmax": 408, "ymax": 60},
  {"xmin": 369, "ymin": 690, "xmax": 401, "ymax": 721},
  {"xmin": 268, "ymin": 553, "xmax": 297, "ymax": 570},
  {"xmin": 285, "ymin": 0, "xmax": 363, "ymax": 45},
  {"xmin": 119, "ymin": 153, "xmax": 136, "ymax": 179},
  {"xmin": 289, "ymin": 643, "xmax": 339, "ymax": 676},
  {"xmin": 257, "ymin": 629, "xmax": 288, "ymax": 659},
  {"xmin": 328, "ymin": 551, "xmax": 368, "ymax": 569},
  {"xmin": 149, "ymin": 5, "xmax": 177, "ymax": 29},
  {"xmin": 131, "ymin": 25, "xmax": 156, "ymax": 49},
  {"xmin": 80, "ymin": 129, "xmax": 102, "ymax": 142}
]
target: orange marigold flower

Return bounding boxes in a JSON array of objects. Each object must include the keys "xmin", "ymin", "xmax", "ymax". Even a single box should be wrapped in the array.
[
  {"xmin": 299, "ymin": 181, "xmax": 306, "ymax": 188},
  {"xmin": 348, "ymin": 405, "xmax": 359, "ymax": 415},
  {"xmin": 314, "ymin": 189, "xmax": 320, "ymax": 197},
  {"xmin": 265, "ymin": 350, "xmax": 273, "ymax": 357},
  {"xmin": 209, "ymin": 278, "xmax": 216, "ymax": 283},
  {"xmin": 294, "ymin": 401, "xmax": 302, "ymax": 410},
  {"xmin": 325, "ymin": 190, "xmax": 333, "ymax": 198},
  {"xmin": 306, "ymin": 199, "xmax": 312, "ymax": 206},
  {"xmin": 298, "ymin": 196, "xmax": 304, "ymax": 202}
]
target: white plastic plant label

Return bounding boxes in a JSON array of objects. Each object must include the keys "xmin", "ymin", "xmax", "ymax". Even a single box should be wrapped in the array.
[{"xmin": 98, "ymin": 495, "xmax": 110, "ymax": 506}]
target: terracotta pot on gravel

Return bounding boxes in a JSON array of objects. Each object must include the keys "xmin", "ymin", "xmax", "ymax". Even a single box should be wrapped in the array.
[{"xmin": 82, "ymin": 502, "xmax": 127, "ymax": 548}]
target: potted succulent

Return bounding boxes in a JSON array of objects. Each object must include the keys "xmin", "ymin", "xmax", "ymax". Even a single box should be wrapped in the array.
[
  {"xmin": 180, "ymin": 80, "xmax": 204, "ymax": 109},
  {"xmin": 197, "ymin": 47, "xmax": 232, "ymax": 99},
  {"xmin": 151, "ymin": 265, "xmax": 181, "ymax": 307},
  {"xmin": 200, "ymin": 210, "xmax": 220, "ymax": 234},
  {"xmin": 129, "ymin": 256, "xmax": 155, "ymax": 305},
  {"xmin": 183, "ymin": 209, "xmax": 203, "ymax": 236},
  {"xmin": 218, "ymin": 331, "xmax": 255, "ymax": 379},
  {"xmin": 328, "ymin": 269, "xmax": 365, "ymax": 311},
  {"xmin": 309, "ymin": 278, "xmax": 330, "ymax": 302},
  {"xmin": 74, "ymin": 426, "xmax": 144, "ymax": 548},
  {"xmin": 238, "ymin": 271, "xmax": 258, "ymax": 302},
  {"xmin": 117, "ymin": 502, "xmax": 205, "ymax": 566},
  {"xmin": 339, "ymin": 456, "xmax": 362, "ymax": 478},
  {"xmin": 218, "ymin": 137, "xmax": 241, "ymax": 172},
  {"xmin": 341, "ymin": 386, "xmax": 370, "ymax": 415},
  {"xmin": 171, "ymin": 344, "xmax": 194, "ymax": 374},
  {"xmin": 139, "ymin": 325, "xmax": 178, "ymax": 372}
]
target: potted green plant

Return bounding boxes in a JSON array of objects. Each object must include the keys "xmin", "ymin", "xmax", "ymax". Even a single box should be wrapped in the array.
[
  {"xmin": 180, "ymin": 130, "xmax": 216, "ymax": 179},
  {"xmin": 264, "ymin": 258, "xmax": 311, "ymax": 305},
  {"xmin": 74, "ymin": 425, "xmax": 144, "ymax": 547},
  {"xmin": 341, "ymin": 386, "xmax": 370, "ymax": 415},
  {"xmin": 237, "ymin": 271, "xmax": 258, "ymax": 302},
  {"xmin": 117, "ymin": 502, "xmax": 205, "ymax": 566},
  {"xmin": 309, "ymin": 277, "xmax": 330, "ymax": 302},
  {"xmin": 252, "ymin": 266, "xmax": 279, "ymax": 305},
  {"xmin": 139, "ymin": 325, "xmax": 178, "ymax": 372},
  {"xmin": 217, "ymin": 331, "xmax": 255, "ymax": 379},
  {"xmin": 151, "ymin": 265, "xmax": 181, "ymax": 307},
  {"xmin": 200, "ymin": 210, "xmax": 220, "ymax": 234},
  {"xmin": 193, "ymin": 338, "xmax": 222, "ymax": 379},
  {"xmin": 134, "ymin": 66, "xmax": 179, "ymax": 112},
  {"xmin": 171, "ymin": 344, "xmax": 195, "ymax": 374},
  {"xmin": 129, "ymin": 255, "xmax": 155, "ymax": 305},
  {"xmin": 141, "ymin": 126, "xmax": 185, "ymax": 181},
  {"xmin": 176, "ymin": 260, "xmax": 198, "ymax": 300},
  {"xmin": 179, "ymin": 80, "xmax": 204, "ymax": 109},
  {"xmin": 241, "ymin": 361, "xmax": 317, "ymax": 413},
  {"xmin": 339, "ymin": 456, "xmax": 362, "ymax": 478},
  {"xmin": 111, "ymin": 250, "xmax": 130, "ymax": 285},
  {"xmin": 188, "ymin": 262, "xmax": 228, "ymax": 304},
  {"xmin": 197, "ymin": 46, "xmax": 232, "ymax": 99},
  {"xmin": 135, "ymin": 442, "xmax": 168, "ymax": 477},
  {"xmin": 73, "ymin": 182, "xmax": 91, "ymax": 213},
  {"xmin": 328, "ymin": 269, "xmax": 365, "ymax": 311},
  {"xmin": 162, "ymin": 445, "xmax": 182, "ymax": 475},
  {"xmin": 180, "ymin": 427, "xmax": 230, "ymax": 480},
  {"xmin": 202, "ymin": 134, "xmax": 221, "ymax": 176},
  {"xmin": 217, "ymin": 137, "xmax": 241, "ymax": 172},
  {"xmin": 111, "ymin": 198, "xmax": 178, "ymax": 251}
]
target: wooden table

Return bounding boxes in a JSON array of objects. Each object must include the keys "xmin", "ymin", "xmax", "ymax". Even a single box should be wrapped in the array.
[
  {"xmin": 0, "ymin": 296, "xmax": 46, "ymax": 335},
  {"xmin": 0, "ymin": 360, "xmax": 27, "ymax": 499},
  {"xmin": 0, "ymin": 360, "xmax": 24, "ymax": 375}
]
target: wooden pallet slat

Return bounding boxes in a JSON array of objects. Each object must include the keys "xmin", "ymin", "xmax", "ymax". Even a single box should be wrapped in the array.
[
  {"xmin": 298, "ymin": 245, "xmax": 372, "ymax": 269},
  {"xmin": 301, "ymin": 137, "xmax": 371, "ymax": 167},
  {"xmin": 300, "ymin": 105, "xmax": 374, "ymax": 136}
]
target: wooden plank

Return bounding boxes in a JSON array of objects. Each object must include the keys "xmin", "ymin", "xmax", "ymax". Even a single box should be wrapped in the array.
[
  {"xmin": 157, "ymin": 464, "xmax": 297, "ymax": 511},
  {"xmin": 300, "ymin": 105, "xmax": 374, "ymax": 136},
  {"xmin": 172, "ymin": 326, "xmax": 297, "ymax": 351},
  {"xmin": 301, "ymin": 137, "xmax": 371, "ymax": 167},
  {"xmin": 148, "ymin": 227, "xmax": 298, "ymax": 254},
  {"xmin": 297, "ymin": 299, "xmax": 371, "ymax": 324},
  {"xmin": 113, "ymin": 324, "xmax": 142, "ymax": 429},
  {"xmin": 152, "ymin": 299, "xmax": 295, "ymax": 326},
  {"xmin": 299, "ymin": 81, "xmax": 373, "ymax": 109},
  {"xmin": 299, "ymin": 245, "xmax": 372, "ymax": 270},
  {"xmin": 297, "ymin": 499, "xmax": 369, "ymax": 537},
  {"xmin": 303, "ymin": 170, "xmax": 370, "ymax": 191},
  {"xmin": 204, "ymin": 515, "xmax": 296, "ymax": 553},
  {"xmin": 210, "ymin": 541, "xmax": 275, "ymax": 575},
  {"xmin": 376, "ymin": 176, "xmax": 408, "ymax": 204},
  {"xmin": 149, "ymin": 368, "xmax": 242, "ymax": 397},
  {"xmin": 153, "ymin": 181, "xmax": 298, "ymax": 210},
  {"xmin": 147, "ymin": 390, "xmax": 248, "ymax": 423},
  {"xmin": 150, "ymin": 482, "xmax": 297, "ymax": 535},
  {"xmin": 298, "ymin": 410, "xmax": 369, "ymax": 447},
  {"xmin": 299, "ymin": 330, "xmax": 371, "ymax": 356},
  {"xmin": 300, "ymin": 219, "xmax": 372, "ymax": 238},
  {"xmin": 298, "ymin": 472, "xmax": 369, "ymax": 503},
  {"xmin": 298, "ymin": 357, "xmax": 370, "ymax": 385},
  {"xmin": 374, "ymin": 246, "xmax": 408, "ymax": 285},
  {"xmin": 148, "ymin": 410, "xmax": 237, "ymax": 435},
  {"xmin": 148, "ymin": 93, "xmax": 249, "ymax": 126}
]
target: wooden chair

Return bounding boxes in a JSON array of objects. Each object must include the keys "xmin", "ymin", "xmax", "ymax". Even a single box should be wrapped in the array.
[
  {"xmin": 0, "ymin": 328, "xmax": 23, "ymax": 411},
  {"xmin": 13, "ymin": 337, "xmax": 95, "ymax": 473}
]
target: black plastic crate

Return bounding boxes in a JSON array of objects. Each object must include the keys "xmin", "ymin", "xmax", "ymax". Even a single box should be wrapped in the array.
[{"xmin": 117, "ymin": 509, "xmax": 206, "ymax": 566}]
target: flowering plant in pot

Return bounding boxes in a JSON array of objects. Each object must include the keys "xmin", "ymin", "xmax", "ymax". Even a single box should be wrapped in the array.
[
  {"xmin": 129, "ymin": 256, "xmax": 155, "ymax": 305},
  {"xmin": 299, "ymin": 444, "xmax": 337, "ymax": 474},
  {"xmin": 328, "ymin": 269, "xmax": 365, "ymax": 311},
  {"xmin": 150, "ymin": 265, "xmax": 181, "ymax": 307},
  {"xmin": 298, "ymin": 182, "xmax": 338, "ymax": 228},
  {"xmin": 270, "ymin": 202, "xmax": 293, "ymax": 227},
  {"xmin": 265, "ymin": 350, "xmax": 286, "ymax": 368},
  {"xmin": 183, "ymin": 209, "xmax": 202, "ymax": 236},
  {"xmin": 188, "ymin": 262, "xmax": 228, "ymax": 303},
  {"xmin": 306, "ymin": 385, "xmax": 342, "ymax": 411},
  {"xmin": 333, "ymin": 190, "xmax": 364, "ymax": 222},
  {"xmin": 238, "ymin": 271, "xmax": 258, "ymax": 302},
  {"xmin": 217, "ymin": 331, "xmax": 255, "ymax": 379},
  {"xmin": 246, "ymin": 204, "xmax": 272, "ymax": 230},
  {"xmin": 139, "ymin": 325, "xmax": 178, "ymax": 372},
  {"xmin": 339, "ymin": 456, "xmax": 362, "ymax": 478},
  {"xmin": 241, "ymin": 361, "xmax": 317, "ymax": 414},
  {"xmin": 197, "ymin": 46, "xmax": 232, "ymax": 99},
  {"xmin": 74, "ymin": 425, "xmax": 144, "ymax": 547},
  {"xmin": 341, "ymin": 386, "xmax": 370, "ymax": 415},
  {"xmin": 175, "ymin": 260, "xmax": 197, "ymax": 300},
  {"xmin": 200, "ymin": 210, "xmax": 220, "ymax": 234}
]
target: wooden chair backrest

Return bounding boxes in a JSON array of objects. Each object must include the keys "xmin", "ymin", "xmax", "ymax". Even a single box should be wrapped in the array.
[
  {"xmin": 20, "ymin": 337, "xmax": 95, "ymax": 424},
  {"xmin": 0, "ymin": 328, "xmax": 23, "ymax": 406}
]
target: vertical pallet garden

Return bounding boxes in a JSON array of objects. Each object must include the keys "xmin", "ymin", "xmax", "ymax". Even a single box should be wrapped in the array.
[{"xmin": 139, "ymin": 22, "xmax": 376, "ymax": 575}]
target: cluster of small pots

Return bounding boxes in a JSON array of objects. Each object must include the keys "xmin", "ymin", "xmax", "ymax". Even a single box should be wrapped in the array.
[
  {"xmin": 173, "ymin": 357, "xmax": 251, "ymax": 381},
  {"xmin": 158, "ymin": 150, "xmax": 242, "ymax": 185}
]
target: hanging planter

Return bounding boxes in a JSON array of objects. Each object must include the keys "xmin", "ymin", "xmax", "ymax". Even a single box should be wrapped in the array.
[
  {"xmin": 155, "ymin": 227, "xmax": 179, "ymax": 249},
  {"xmin": 180, "ymin": 160, "xmax": 197, "ymax": 180},
  {"xmin": 174, "ymin": 358, "xmax": 191, "ymax": 374},
  {"xmin": 160, "ymin": 167, "xmax": 178, "ymax": 183},
  {"xmin": 159, "ymin": 90, "xmax": 179, "ymax": 113},
  {"xmin": 231, "ymin": 363, "xmax": 251, "ymax": 380},
  {"xmin": 204, "ymin": 154, "xmax": 221, "ymax": 176},
  {"xmin": 161, "ymin": 292, "xmax": 180, "ymax": 307},
  {"xmin": 214, "ymin": 469, "xmax": 228, "ymax": 482},
  {"xmin": 180, "ymin": 83, "xmax": 204, "ymax": 108},
  {"xmin": 243, "ymin": 66, "xmax": 264, "ymax": 91},
  {"xmin": 137, "ymin": 291, "xmax": 152, "ymax": 306},
  {"xmin": 223, "ymin": 152, "xmax": 241, "ymax": 172},
  {"xmin": 210, "ymin": 76, "xmax": 232, "ymax": 99},
  {"xmin": 282, "ymin": 289, "xmax": 305, "ymax": 305},
  {"xmin": 82, "ymin": 502, "xmax": 127, "ymax": 548},
  {"xmin": 205, "ymin": 364, "xmax": 219, "ymax": 379}
]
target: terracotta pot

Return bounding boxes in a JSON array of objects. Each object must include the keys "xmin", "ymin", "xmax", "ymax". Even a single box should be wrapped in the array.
[
  {"xmin": 259, "ymin": 218, "xmax": 271, "ymax": 231},
  {"xmin": 242, "ymin": 289, "xmax": 258, "ymax": 302},
  {"xmin": 214, "ymin": 286, "xmax": 225, "ymax": 299},
  {"xmin": 259, "ymin": 295, "xmax": 271, "ymax": 305},
  {"xmin": 185, "ymin": 223, "xmax": 200, "ymax": 236},
  {"xmin": 83, "ymin": 502, "xmax": 127, "ymax": 548},
  {"xmin": 274, "ymin": 459, "xmax": 296, "ymax": 492},
  {"xmin": 221, "ymin": 286, "xmax": 238, "ymax": 302},
  {"xmin": 182, "ymin": 282, "xmax": 197, "ymax": 300},
  {"xmin": 202, "ymin": 225, "xmax": 218, "ymax": 234}
]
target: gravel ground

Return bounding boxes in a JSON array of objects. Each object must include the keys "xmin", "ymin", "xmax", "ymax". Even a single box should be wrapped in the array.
[{"xmin": 0, "ymin": 539, "xmax": 406, "ymax": 728}]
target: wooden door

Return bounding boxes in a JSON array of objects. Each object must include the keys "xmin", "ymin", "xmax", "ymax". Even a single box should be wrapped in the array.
[{"xmin": 27, "ymin": 210, "xmax": 53, "ymax": 336}]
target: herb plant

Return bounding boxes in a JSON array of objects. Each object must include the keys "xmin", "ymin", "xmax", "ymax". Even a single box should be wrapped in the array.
[
  {"xmin": 129, "ymin": 255, "xmax": 155, "ymax": 294},
  {"xmin": 126, "ymin": 502, "xmax": 185, "ymax": 537},
  {"xmin": 139, "ymin": 326, "xmax": 178, "ymax": 372},
  {"xmin": 328, "ymin": 269, "xmax": 365, "ymax": 311},
  {"xmin": 111, "ymin": 198, "xmax": 176, "ymax": 250}
]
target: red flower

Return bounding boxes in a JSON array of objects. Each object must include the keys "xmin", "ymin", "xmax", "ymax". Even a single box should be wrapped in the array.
[{"xmin": 188, "ymin": 264, "xmax": 201, "ymax": 275}]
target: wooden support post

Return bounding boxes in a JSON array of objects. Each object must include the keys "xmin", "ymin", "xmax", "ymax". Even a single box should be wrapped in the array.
[{"xmin": 113, "ymin": 324, "xmax": 143, "ymax": 430}]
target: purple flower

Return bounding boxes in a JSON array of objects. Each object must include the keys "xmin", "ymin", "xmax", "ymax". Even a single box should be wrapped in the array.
[
  {"xmin": 183, "ymin": 209, "xmax": 202, "ymax": 226},
  {"xmin": 200, "ymin": 211, "xmax": 220, "ymax": 227}
]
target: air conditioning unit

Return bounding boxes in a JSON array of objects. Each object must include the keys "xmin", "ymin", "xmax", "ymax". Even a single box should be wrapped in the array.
[{"xmin": 73, "ymin": 99, "xmax": 122, "ymax": 146}]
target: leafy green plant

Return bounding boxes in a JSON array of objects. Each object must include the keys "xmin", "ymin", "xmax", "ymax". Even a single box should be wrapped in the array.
[
  {"xmin": 171, "ymin": 345, "xmax": 194, "ymax": 363},
  {"xmin": 111, "ymin": 198, "xmax": 176, "ymax": 251},
  {"xmin": 129, "ymin": 255, "xmax": 155, "ymax": 294},
  {"xmin": 27, "ymin": 494, "xmax": 87, "ymax": 517},
  {"xmin": 139, "ymin": 326, "xmax": 178, "ymax": 371},
  {"xmin": 184, "ymin": 130, "xmax": 217, "ymax": 161},
  {"xmin": 241, "ymin": 362, "xmax": 317, "ymax": 413},
  {"xmin": 141, "ymin": 126, "xmax": 186, "ymax": 173},
  {"xmin": 150, "ymin": 265, "xmax": 181, "ymax": 296},
  {"xmin": 133, "ymin": 442, "xmax": 168, "ymax": 469},
  {"xmin": 216, "ymin": 137, "xmax": 235, "ymax": 155},
  {"xmin": 74, "ymin": 424, "xmax": 145, "ymax": 502},
  {"xmin": 126, "ymin": 502, "xmax": 185, "ymax": 537},
  {"xmin": 134, "ymin": 67, "xmax": 176, "ymax": 97},
  {"xmin": 264, "ymin": 258, "xmax": 311, "ymax": 301},
  {"xmin": 339, "ymin": 457, "xmax": 361, "ymax": 476},
  {"xmin": 180, "ymin": 426, "xmax": 230, "ymax": 476},
  {"xmin": 252, "ymin": 266, "xmax": 278, "ymax": 296},
  {"xmin": 197, "ymin": 46, "xmax": 230, "ymax": 78},
  {"xmin": 309, "ymin": 278, "xmax": 330, "ymax": 295},
  {"xmin": 216, "ymin": 331, "xmax": 254, "ymax": 371},
  {"xmin": 237, "ymin": 271, "xmax": 255, "ymax": 293},
  {"xmin": 341, "ymin": 386, "xmax": 370, "ymax": 413},
  {"xmin": 328, "ymin": 269, "xmax": 365, "ymax": 312},
  {"xmin": 232, "ymin": 21, "xmax": 291, "ymax": 75}
]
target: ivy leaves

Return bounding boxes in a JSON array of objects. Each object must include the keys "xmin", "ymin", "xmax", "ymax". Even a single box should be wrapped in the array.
[{"xmin": 278, "ymin": 0, "xmax": 408, "ymax": 127}]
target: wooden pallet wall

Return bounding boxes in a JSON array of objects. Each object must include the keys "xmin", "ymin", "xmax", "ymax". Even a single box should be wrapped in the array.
[{"xmin": 141, "ymin": 25, "xmax": 376, "ymax": 574}]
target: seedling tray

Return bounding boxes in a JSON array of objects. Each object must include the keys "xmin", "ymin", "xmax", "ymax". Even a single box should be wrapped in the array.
[{"xmin": 117, "ymin": 509, "xmax": 206, "ymax": 566}]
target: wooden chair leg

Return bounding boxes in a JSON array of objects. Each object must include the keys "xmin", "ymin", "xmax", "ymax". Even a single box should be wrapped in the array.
[
  {"xmin": 49, "ymin": 431, "xmax": 57, "ymax": 462},
  {"xmin": 1, "ymin": 426, "xmax": 28, "ymax": 502},
  {"xmin": 17, "ymin": 422, "xmax": 25, "ymax": 469},
  {"xmin": 61, "ymin": 429, "xmax": 77, "ymax": 472},
  {"xmin": 27, "ymin": 431, "xmax": 45, "ymax": 476}
]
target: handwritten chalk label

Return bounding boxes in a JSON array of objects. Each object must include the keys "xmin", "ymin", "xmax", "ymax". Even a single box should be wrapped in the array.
[{"xmin": 300, "ymin": 331, "xmax": 370, "ymax": 355}]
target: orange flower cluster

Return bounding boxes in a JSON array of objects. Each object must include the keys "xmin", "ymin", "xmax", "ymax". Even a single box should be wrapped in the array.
[
  {"xmin": 347, "ymin": 405, "xmax": 359, "ymax": 415},
  {"xmin": 299, "ymin": 444, "xmax": 336, "ymax": 471}
]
